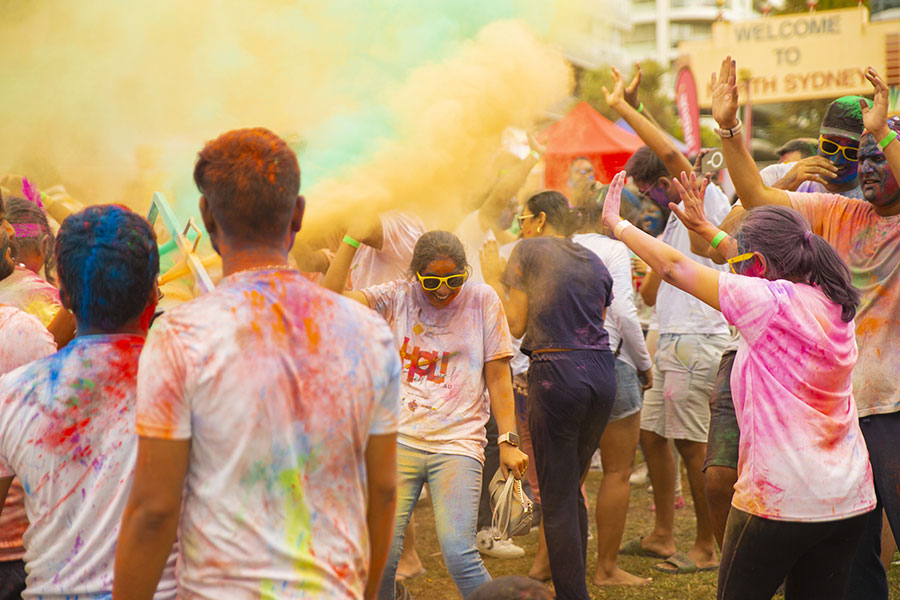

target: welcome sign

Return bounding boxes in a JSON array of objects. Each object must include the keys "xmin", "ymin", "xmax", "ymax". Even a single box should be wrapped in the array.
[{"xmin": 679, "ymin": 7, "xmax": 899, "ymax": 107}]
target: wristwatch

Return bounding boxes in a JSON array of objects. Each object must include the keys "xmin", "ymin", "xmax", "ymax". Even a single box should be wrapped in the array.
[{"xmin": 498, "ymin": 432, "xmax": 520, "ymax": 447}]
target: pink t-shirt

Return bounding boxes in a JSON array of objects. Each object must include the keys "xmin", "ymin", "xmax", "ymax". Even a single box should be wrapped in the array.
[
  {"xmin": 363, "ymin": 279, "xmax": 514, "ymax": 463},
  {"xmin": 0, "ymin": 305, "xmax": 56, "ymax": 562},
  {"xmin": 136, "ymin": 269, "xmax": 401, "ymax": 599},
  {"xmin": 790, "ymin": 192, "xmax": 900, "ymax": 417},
  {"xmin": 348, "ymin": 212, "xmax": 425, "ymax": 290},
  {"xmin": 0, "ymin": 266, "xmax": 62, "ymax": 327},
  {"xmin": 719, "ymin": 273, "xmax": 876, "ymax": 522},
  {"xmin": 0, "ymin": 334, "xmax": 176, "ymax": 599}
]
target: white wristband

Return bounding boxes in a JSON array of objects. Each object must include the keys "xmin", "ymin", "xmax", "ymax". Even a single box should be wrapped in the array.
[{"xmin": 614, "ymin": 220, "xmax": 632, "ymax": 239}]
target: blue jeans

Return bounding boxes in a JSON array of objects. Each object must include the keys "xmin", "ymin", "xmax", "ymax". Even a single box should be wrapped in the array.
[{"xmin": 378, "ymin": 444, "xmax": 490, "ymax": 600}]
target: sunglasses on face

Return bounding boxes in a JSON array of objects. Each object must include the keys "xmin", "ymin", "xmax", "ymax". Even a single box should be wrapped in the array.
[
  {"xmin": 416, "ymin": 270, "xmax": 468, "ymax": 291},
  {"xmin": 516, "ymin": 213, "xmax": 535, "ymax": 225},
  {"xmin": 819, "ymin": 137, "xmax": 859, "ymax": 162},
  {"xmin": 727, "ymin": 252, "xmax": 755, "ymax": 274}
]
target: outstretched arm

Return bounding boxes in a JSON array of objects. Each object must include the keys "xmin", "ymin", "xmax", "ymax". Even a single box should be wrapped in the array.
[
  {"xmin": 712, "ymin": 57, "xmax": 790, "ymax": 209},
  {"xmin": 604, "ymin": 66, "xmax": 692, "ymax": 178},
  {"xmin": 477, "ymin": 135, "xmax": 542, "ymax": 235},
  {"xmin": 604, "ymin": 172, "xmax": 722, "ymax": 311},
  {"xmin": 861, "ymin": 67, "xmax": 900, "ymax": 209}
]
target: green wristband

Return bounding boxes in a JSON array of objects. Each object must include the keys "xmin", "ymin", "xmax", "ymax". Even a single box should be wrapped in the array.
[
  {"xmin": 710, "ymin": 231, "xmax": 728, "ymax": 249},
  {"xmin": 637, "ymin": 102, "xmax": 645, "ymax": 114},
  {"xmin": 879, "ymin": 130, "xmax": 898, "ymax": 151},
  {"xmin": 342, "ymin": 234, "xmax": 361, "ymax": 249}
]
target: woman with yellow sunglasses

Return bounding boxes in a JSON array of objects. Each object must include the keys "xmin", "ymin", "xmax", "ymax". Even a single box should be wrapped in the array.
[
  {"xmin": 603, "ymin": 169, "xmax": 875, "ymax": 600},
  {"xmin": 322, "ymin": 228, "xmax": 528, "ymax": 600}
]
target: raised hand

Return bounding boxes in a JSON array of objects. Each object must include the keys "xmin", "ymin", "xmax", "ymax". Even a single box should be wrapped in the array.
[
  {"xmin": 602, "ymin": 171, "xmax": 627, "ymax": 232},
  {"xmin": 601, "ymin": 67, "xmax": 627, "ymax": 111},
  {"xmin": 862, "ymin": 67, "xmax": 889, "ymax": 135},
  {"xmin": 711, "ymin": 56, "xmax": 739, "ymax": 129},
  {"xmin": 669, "ymin": 171, "xmax": 711, "ymax": 233},
  {"xmin": 479, "ymin": 239, "xmax": 505, "ymax": 284},
  {"xmin": 624, "ymin": 63, "xmax": 643, "ymax": 110}
]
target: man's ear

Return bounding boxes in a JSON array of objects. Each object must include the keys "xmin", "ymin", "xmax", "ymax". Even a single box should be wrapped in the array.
[
  {"xmin": 291, "ymin": 195, "xmax": 305, "ymax": 235},
  {"xmin": 58, "ymin": 279, "xmax": 72, "ymax": 312},
  {"xmin": 198, "ymin": 196, "xmax": 220, "ymax": 254}
]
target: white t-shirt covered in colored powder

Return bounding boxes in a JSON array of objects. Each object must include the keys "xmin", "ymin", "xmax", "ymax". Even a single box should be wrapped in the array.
[
  {"xmin": 348, "ymin": 212, "xmax": 425, "ymax": 290},
  {"xmin": 0, "ymin": 266, "xmax": 62, "ymax": 327},
  {"xmin": 0, "ymin": 334, "xmax": 176, "ymax": 599},
  {"xmin": 362, "ymin": 279, "xmax": 514, "ymax": 463},
  {"xmin": 789, "ymin": 191, "xmax": 900, "ymax": 417},
  {"xmin": 136, "ymin": 269, "xmax": 401, "ymax": 600},
  {"xmin": 0, "ymin": 305, "xmax": 56, "ymax": 563},
  {"xmin": 718, "ymin": 273, "xmax": 875, "ymax": 522}
]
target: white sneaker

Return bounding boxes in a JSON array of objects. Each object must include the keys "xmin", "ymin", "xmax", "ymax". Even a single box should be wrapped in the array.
[
  {"xmin": 629, "ymin": 462, "xmax": 649, "ymax": 486},
  {"xmin": 476, "ymin": 529, "xmax": 526, "ymax": 559}
]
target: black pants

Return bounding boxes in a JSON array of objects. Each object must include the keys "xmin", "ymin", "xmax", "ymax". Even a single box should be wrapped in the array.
[
  {"xmin": 528, "ymin": 350, "xmax": 615, "ymax": 600},
  {"xmin": 718, "ymin": 508, "xmax": 869, "ymax": 600},
  {"xmin": 845, "ymin": 411, "xmax": 900, "ymax": 600},
  {"xmin": 0, "ymin": 559, "xmax": 25, "ymax": 600}
]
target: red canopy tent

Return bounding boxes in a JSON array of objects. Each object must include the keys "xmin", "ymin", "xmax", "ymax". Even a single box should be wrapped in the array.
[{"xmin": 541, "ymin": 101, "xmax": 644, "ymax": 192}]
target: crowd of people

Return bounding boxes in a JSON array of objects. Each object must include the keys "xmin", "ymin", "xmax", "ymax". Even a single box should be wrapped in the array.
[{"xmin": 0, "ymin": 54, "xmax": 897, "ymax": 600}]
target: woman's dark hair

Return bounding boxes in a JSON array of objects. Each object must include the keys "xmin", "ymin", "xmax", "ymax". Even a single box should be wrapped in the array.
[
  {"xmin": 736, "ymin": 205, "xmax": 860, "ymax": 322},
  {"xmin": 408, "ymin": 230, "xmax": 468, "ymax": 277},
  {"xmin": 526, "ymin": 190, "xmax": 579, "ymax": 236},
  {"xmin": 0, "ymin": 227, "xmax": 14, "ymax": 281},
  {"xmin": 4, "ymin": 196, "xmax": 56, "ymax": 285},
  {"xmin": 56, "ymin": 205, "xmax": 159, "ymax": 331}
]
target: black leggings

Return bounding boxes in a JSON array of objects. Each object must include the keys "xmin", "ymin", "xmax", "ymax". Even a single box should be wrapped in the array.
[
  {"xmin": 528, "ymin": 350, "xmax": 615, "ymax": 600},
  {"xmin": 717, "ymin": 508, "xmax": 870, "ymax": 600}
]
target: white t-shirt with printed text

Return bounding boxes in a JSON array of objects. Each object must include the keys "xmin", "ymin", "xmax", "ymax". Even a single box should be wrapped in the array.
[{"xmin": 363, "ymin": 279, "xmax": 513, "ymax": 463}]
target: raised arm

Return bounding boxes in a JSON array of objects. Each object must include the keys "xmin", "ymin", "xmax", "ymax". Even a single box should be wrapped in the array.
[
  {"xmin": 861, "ymin": 66, "xmax": 900, "ymax": 212},
  {"xmin": 604, "ymin": 172, "xmax": 721, "ymax": 311},
  {"xmin": 711, "ymin": 57, "xmax": 790, "ymax": 209},
  {"xmin": 668, "ymin": 172, "xmax": 740, "ymax": 262},
  {"xmin": 477, "ymin": 136, "xmax": 542, "ymax": 236},
  {"xmin": 604, "ymin": 67, "xmax": 692, "ymax": 178},
  {"xmin": 480, "ymin": 240, "xmax": 528, "ymax": 338},
  {"xmin": 320, "ymin": 224, "xmax": 377, "ymax": 307}
]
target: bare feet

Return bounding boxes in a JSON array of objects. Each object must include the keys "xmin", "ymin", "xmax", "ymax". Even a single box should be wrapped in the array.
[
  {"xmin": 635, "ymin": 533, "xmax": 676, "ymax": 559},
  {"xmin": 528, "ymin": 561, "xmax": 552, "ymax": 582},
  {"xmin": 686, "ymin": 546, "xmax": 718, "ymax": 571},
  {"xmin": 593, "ymin": 567, "xmax": 651, "ymax": 587},
  {"xmin": 396, "ymin": 551, "xmax": 425, "ymax": 581}
]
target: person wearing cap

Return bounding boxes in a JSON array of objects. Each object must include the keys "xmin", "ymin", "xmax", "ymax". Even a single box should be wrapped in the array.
[{"xmin": 761, "ymin": 96, "xmax": 871, "ymax": 199}]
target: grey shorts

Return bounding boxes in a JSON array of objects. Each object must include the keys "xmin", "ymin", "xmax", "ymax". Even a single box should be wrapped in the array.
[
  {"xmin": 641, "ymin": 333, "xmax": 729, "ymax": 443},
  {"xmin": 610, "ymin": 358, "xmax": 643, "ymax": 422}
]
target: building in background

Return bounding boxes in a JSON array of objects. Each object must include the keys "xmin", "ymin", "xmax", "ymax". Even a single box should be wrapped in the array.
[{"xmin": 625, "ymin": 0, "xmax": 756, "ymax": 65}]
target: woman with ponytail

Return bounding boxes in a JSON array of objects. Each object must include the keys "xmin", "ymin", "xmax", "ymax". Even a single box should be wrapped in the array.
[
  {"xmin": 481, "ymin": 190, "xmax": 616, "ymax": 600},
  {"xmin": 603, "ymin": 170, "xmax": 875, "ymax": 600}
]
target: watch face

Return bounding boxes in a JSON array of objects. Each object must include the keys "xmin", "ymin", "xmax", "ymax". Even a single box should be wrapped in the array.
[{"xmin": 500, "ymin": 432, "xmax": 520, "ymax": 446}]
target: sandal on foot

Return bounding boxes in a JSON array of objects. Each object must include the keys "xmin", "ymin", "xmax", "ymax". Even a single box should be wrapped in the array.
[
  {"xmin": 618, "ymin": 536, "xmax": 671, "ymax": 559},
  {"xmin": 652, "ymin": 552, "xmax": 718, "ymax": 575}
]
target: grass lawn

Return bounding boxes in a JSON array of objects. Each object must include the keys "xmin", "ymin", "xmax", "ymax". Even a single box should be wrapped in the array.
[{"xmin": 401, "ymin": 465, "xmax": 900, "ymax": 599}]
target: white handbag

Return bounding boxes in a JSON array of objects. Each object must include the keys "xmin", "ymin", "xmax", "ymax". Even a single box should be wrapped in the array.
[{"xmin": 489, "ymin": 468, "xmax": 534, "ymax": 540}]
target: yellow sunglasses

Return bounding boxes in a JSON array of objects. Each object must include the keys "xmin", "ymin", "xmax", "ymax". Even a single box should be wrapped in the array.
[
  {"xmin": 819, "ymin": 136, "xmax": 859, "ymax": 162},
  {"xmin": 727, "ymin": 252, "xmax": 756, "ymax": 274},
  {"xmin": 416, "ymin": 270, "xmax": 468, "ymax": 291}
]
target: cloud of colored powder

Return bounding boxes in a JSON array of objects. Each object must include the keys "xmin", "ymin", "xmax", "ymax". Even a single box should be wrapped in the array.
[{"xmin": 0, "ymin": 0, "xmax": 573, "ymax": 234}]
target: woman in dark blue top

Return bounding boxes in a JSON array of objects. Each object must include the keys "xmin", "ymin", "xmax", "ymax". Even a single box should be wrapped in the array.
[{"xmin": 482, "ymin": 190, "xmax": 616, "ymax": 600}]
